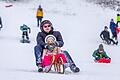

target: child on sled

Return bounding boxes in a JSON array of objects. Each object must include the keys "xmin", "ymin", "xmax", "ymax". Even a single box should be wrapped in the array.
[
  {"xmin": 92, "ymin": 44, "xmax": 111, "ymax": 63},
  {"xmin": 41, "ymin": 35, "xmax": 67, "ymax": 73}
]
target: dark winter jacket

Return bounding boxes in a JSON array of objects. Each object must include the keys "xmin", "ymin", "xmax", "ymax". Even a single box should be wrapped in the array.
[
  {"xmin": 0, "ymin": 17, "xmax": 2, "ymax": 28},
  {"xmin": 92, "ymin": 49, "xmax": 110, "ymax": 60},
  {"xmin": 36, "ymin": 31, "xmax": 64, "ymax": 48},
  {"xmin": 110, "ymin": 21, "xmax": 116, "ymax": 33},
  {"xmin": 100, "ymin": 30, "xmax": 110, "ymax": 40}
]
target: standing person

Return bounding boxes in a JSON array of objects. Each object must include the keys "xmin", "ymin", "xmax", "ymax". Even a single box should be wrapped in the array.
[
  {"xmin": 0, "ymin": 17, "xmax": 3, "ymax": 30},
  {"xmin": 36, "ymin": 5, "xmax": 43, "ymax": 27},
  {"xmin": 92, "ymin": 44, "xmax": 111, "ymax": 63},
  {"xmin": 109, "ymin": 19, "xmax": 118, "ymax": 42},
  {"xmin": 20, "ymin": 24, "xmax": 31, "ymax": 42},
  {"xmin": 100, "ymin": 26, "xmax": 118, "ymax": 45},
  {"xmin": 117, "ymin": 14, "xmax": 120, "ymax": 25},
  {"xmin": 34, "ymin": 20, "xmax": 80, "ymax": 73}
]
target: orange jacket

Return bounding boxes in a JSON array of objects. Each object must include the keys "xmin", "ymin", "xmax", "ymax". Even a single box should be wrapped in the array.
[{"xmin": 36, "ymin": 9, "xmax": 43, "ymax": 17}]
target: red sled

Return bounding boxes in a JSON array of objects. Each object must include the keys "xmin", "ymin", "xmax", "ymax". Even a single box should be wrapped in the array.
[
  {"xmin": 42, "ymin": 53, "xmax": 67, "ymax": 66},
  {"xmin": 116, "ymin": 27, "xmax": 120, "ymax": 34},
  {"xmin": 41, "ymin": 53, "xmax": 67, "ymax": 74},
  {"xmin": 42, "ymin": 54, "xmax": 53, "ymax": 66},
  {"xmin": 96, "ymin": 58, "xmax": 111, "ymax": 63}
]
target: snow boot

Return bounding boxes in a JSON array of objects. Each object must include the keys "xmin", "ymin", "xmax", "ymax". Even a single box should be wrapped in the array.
[
  {"xmin": 38, "ymin": 66, "xmax": 43, "ymax": 72},
  {"xmin": 70, "ymin": 64, "xmax": 80, "ymax": 73},
  {"xmin": 116, "ymin": 41, "xmax": 118, "ymax": 45}
]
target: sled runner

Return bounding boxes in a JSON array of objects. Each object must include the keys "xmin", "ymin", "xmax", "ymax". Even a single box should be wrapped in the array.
[
  {"xmin": 20, "ymin": 39, "xmax": 30, "ymax": 43},
  {"xmin": 95, "ymin": 58, "xmax": 111, "ymax": 63},
  {"xmin": 5, "ymin": 4, "xmax": 13, "ymax": 8},
  {"xmin": 42, "ymin": 53, "xmax": 67, "ymax": 74}
]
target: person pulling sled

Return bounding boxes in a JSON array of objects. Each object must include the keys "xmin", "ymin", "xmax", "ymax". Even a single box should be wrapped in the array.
[
  {"xmin": 20, "ymin": 24, "xmax": 31, "ymax": 43},
  {"xmin": 92, "ymin": 44, "xmax": 111, "ymax": 63}
]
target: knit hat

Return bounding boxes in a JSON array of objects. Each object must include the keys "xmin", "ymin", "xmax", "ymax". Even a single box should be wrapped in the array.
[
  {"xmin": 45, "ymin": 35, "xmax": 56, "ymax": 44},
  {"xmin": 104, "ymin": 26, "xmax": 108, "ymax": 29},
  {"xmin": 99, "ymin": 44, "xmax": 103, "ymax": 48},
  {"xmin": 111, "ymin": 19, "xmax": 114, "ymax": 22}
]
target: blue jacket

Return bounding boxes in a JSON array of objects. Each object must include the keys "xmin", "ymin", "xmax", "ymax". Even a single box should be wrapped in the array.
[
  {"xmin": 36, "ymin": 31, "xmax": 64, "ymax": 48},
  {"xmin": 20, "ymin": 24, "xmax": 30, "ymax": 32},
  {"xmin": 110, "ymin": 21, "xmax": 116, "ymax": 33}
]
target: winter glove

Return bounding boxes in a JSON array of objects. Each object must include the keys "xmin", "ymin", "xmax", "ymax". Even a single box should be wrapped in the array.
[
  {"xmin": 95, "ymin": 57, "xmax": 99, "ymax": 60},
  {"xmin": 29, "ymin": 28, "xmax": 31, "ymax": 33},
  {"xmin": 56, "ymin": 41, "xmax": 59, "ymax": 46}
]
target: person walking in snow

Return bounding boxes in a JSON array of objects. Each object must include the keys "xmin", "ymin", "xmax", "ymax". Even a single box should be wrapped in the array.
[
  {"xmin": 20, "ymin": 24, "xmax": 31, "ymax": 42},
  {"xmin": 36, "ymin": 5, "xmax": 43, "ymax": 27},
  {"xmin": 0, "ymin": 17, "xmax": 3, "ymax": 30},
  {"xmin": 100, "ymin": 26, "xmax": 118, "ymax": 45},
  {"xmin": 109, "ymin": 19, "xmax": 118, "ymax": 42},
  {"xmin": 92, "ymin": 44, "xmax": 111, "ymax": 62},
  {"xmin": 34, "ymin": 20, "xmax": 80, "ymax": 73}
]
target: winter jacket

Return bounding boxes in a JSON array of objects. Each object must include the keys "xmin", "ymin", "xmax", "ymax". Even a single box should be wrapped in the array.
[
  {"xmin": 20, "ymin": 24, "xmax": 30, "ymax": 32},
  {"xmin": 36, "ymin": 31, "xmax": 64, "ymax": 48},
  {"xmin": 117, "ymin": 15, "xmax": 120, "ymax": 22},
  {"xmin": 92, "ymin": 49, "xmax": 110, "ymax": 60},
  {"xmin": 100, "ymin": 30, "xmax": 110, "ymax": 40},
  {"xmin": 110, "ymin": 21, "xmax": 117, "ymax": 33},
  {"xmin": 36, "ymin": 8, "xmax": 43, "ymax": 17},
  {"xmin": 0, "ymin": 17, "xmax": 2, "ymax": 27}
]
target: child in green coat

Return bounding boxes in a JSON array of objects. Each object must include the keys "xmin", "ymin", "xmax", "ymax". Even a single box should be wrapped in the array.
[{"xmin": 92, "ymin": 44, "xmax": 111, "ymax": 63}]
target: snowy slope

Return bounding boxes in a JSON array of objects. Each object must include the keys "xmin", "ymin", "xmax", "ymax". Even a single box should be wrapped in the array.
[{"xmin": 0, "ymin": 0, "xmax": 120, "ymax": 80}]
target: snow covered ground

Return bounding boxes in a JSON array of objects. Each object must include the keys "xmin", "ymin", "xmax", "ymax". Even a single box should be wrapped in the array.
[{"xmin": 0, "ymin": 0, "xmax": 120, "ymax": 80}]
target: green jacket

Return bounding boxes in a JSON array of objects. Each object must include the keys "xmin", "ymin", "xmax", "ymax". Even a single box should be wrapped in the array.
[
  {"xmin": 117, "ymin": 16, "xmax": 120, "ymax": 22},
  {"xmin": 92, "ymin": 49, "xmax": 110, "ymax": 60}
]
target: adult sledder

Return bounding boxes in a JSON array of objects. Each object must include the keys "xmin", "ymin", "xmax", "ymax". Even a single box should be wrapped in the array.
[
  {"xmin": 100, "ymin": 26, "xmax": 117, "ymax": 45},
  {"xmin": 41, "ymin": 35, "xmax": 67, "ymax": 73},
  {"xmin": 20, "ymin": 24, "xmax": 31, "ymax": 43},
  {"xmin": 34, "ymin": 20, "xmax": 80, "ymax": 73},
  {"xmin": 92, "ymin": 44, "xmax": 111, "ymax": 63}
]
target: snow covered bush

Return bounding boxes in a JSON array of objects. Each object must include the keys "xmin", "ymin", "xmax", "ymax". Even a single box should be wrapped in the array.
[{"xmin": 86, "ymin": 0, "xmax": 120, "ymax": 11}]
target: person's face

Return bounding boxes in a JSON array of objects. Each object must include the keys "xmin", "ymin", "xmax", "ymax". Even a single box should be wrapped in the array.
[
  {"xmin": 43, "ymin": 23, "xmax": 52, "ymax": 33},
  {"xmin": 98, "ymin": 48, "xmax": 103, "ymax": 53},
  {"xmin": 105, "ymin": 28, "xmax": 108, "ymax": 31},
  {"xmin": 47, "ymin": 37, "xmax": 54, "ymax": 44}
]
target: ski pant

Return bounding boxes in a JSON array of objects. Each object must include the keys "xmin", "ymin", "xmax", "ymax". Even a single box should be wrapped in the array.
[
  {"xmin": 22, "ymin": 31, "xmax": 29, "ymax": 40},
  {"xmin": 34, "ymin": 45, "xmax": 75, "ymax": 67},
  {"xmin": 111, "ymin": 32, "xmax": 117, "ymax": 40},
  {"xmin": 0, "ymin": 25, "xmax": 2, "ymax": 30},
  {"xmin": 104, "ymin": 38, "xmax": 116, "ymax": 44},
  {"xmin": 117, "ymin": 21, "xmax": 120, "ymax": 25},
  {"xmin": 37, "ymin": 16, "xmax": 43, "ymax": 27}
]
